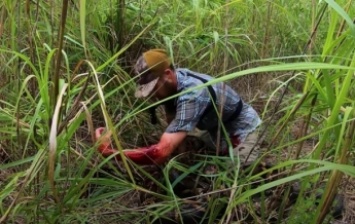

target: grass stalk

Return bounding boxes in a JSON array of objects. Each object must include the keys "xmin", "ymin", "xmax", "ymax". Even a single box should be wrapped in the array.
[
  {"xmin": 52, "ymin": 0, "xmax": 69, "ymax": 112},
  {"xmin": 48, "ymin": 83, "xmax": 69, "ymax": 204},
  {"xmin": 315, "ymin": 110, "xmax": 355, "ymax": 223},
  {"xmin": 261, "ymin": 0, "xmax": 273, "ymax": 58},
  {"xmin": 1, "ymin": 1, "xmax": 355, "ymax": 223}
]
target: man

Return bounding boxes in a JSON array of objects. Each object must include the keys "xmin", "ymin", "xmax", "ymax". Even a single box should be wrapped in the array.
[{"xmin": 95, "ymin": 49, "xmax": 262, "ymax": 165}]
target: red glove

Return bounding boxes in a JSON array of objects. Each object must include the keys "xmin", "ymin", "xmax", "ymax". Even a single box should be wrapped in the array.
[
  {"xmin": 95, "ymin": 127, "xmax": 118, "ymax": 156},
  {"xmin": 94, "ymin": 127, "xmax": 167, "ymax": 165}
]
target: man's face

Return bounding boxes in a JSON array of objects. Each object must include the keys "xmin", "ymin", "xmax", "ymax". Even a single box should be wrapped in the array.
[{"xmin": 150, "ymin": 68, "xmax": 176, "ymax": 100}]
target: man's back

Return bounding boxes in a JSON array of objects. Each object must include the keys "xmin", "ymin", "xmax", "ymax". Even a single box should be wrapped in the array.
[{"xmin": 166, "ymin": 68, "xmax": 260, "ymax": 139}]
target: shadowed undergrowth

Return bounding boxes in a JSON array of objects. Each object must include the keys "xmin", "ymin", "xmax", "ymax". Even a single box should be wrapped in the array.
[{"xmin": 0, "ymin": 0, "xmax": 355, "ymax": 223}]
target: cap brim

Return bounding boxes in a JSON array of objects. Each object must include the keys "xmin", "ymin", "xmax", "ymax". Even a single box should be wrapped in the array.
[{"xmin": 134, "ymin": 77, "xmax": 159, "ymax": 98}]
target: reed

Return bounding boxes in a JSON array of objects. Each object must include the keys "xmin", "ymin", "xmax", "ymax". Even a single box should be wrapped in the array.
[{"xmin": 0, "ymin": 0, "xmax": 354, "ymax": 223}]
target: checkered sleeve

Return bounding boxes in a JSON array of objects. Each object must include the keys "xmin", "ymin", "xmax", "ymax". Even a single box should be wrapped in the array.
[{"xmin": 165, "ymin": 90, "xmax": 206, "ymax": 133}]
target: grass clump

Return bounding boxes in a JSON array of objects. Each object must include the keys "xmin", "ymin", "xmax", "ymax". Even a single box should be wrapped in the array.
[{"xmin": 1, "ymin": 0, "xmax": 355, "ymax": 223}]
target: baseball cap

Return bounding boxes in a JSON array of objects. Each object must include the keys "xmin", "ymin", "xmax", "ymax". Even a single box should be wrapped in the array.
[{"xmin": 133, "ymin": 49, "xmax": 171, "ymax": 98}]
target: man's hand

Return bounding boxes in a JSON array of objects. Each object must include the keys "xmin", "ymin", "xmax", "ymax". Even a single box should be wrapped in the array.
[
  {"xmin": 94, "ymin": 127, "xmax": 187, "ymax": 165},
  {"xmin": 95, "ymin": 127, "xmax": 117, "ymax": 156}
]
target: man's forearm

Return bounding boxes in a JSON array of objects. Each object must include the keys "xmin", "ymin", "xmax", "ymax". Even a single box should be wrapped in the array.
[
  {"xmin": 95, "ymin": 128, "xmax": 184, "ymax": 166},
  {"xmin": 123, "ymin": 145, "xmax": 168, "ymax": 165},
  {"xmin": 97, "ymin": 142, "xmax": 170, "ymax": 165}
]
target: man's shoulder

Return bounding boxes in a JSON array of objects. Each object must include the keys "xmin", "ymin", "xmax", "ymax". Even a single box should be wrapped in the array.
[
  {"xmin": 175, "ymin": 70, "xmax": 209, "ymax": 101},
  {"xmin": 176, "ymin": 68, "xmax": 213, "ymax": 79},
  {"xmin": 176, "ymin": 69, "xmax": 200, "ymax": 89}
]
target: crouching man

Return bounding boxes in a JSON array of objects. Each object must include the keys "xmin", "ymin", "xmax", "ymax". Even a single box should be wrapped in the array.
[{"xmin": 95, "ymin": 49, "xmax": 262, "ymax": 165}]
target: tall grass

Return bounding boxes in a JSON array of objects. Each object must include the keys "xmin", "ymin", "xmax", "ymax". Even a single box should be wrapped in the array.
[{"xmin": 0, "ymin": 0, "xmax": 354, "ymax": 223}]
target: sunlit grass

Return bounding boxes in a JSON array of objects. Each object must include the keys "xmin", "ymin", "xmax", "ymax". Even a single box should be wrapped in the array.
[{"xmin": 0, "ymin": 0, "xmax": 354, "ymax": 223}]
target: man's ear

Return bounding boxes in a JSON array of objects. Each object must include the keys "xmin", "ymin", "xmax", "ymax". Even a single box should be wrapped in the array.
[{"xmin": 164, "ymin": 68, "xmax": 174, "ymax": 77}]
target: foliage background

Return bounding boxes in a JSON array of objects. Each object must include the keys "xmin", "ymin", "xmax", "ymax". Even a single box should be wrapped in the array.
[{"xmin": 0, "ymin": 0, "xmax": 355, "ymax": 223}]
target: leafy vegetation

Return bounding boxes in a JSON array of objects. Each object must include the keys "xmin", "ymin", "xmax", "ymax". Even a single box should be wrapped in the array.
[{"xmin": 0, "ymin": 0, "xmax": 355, "ymax": 223}]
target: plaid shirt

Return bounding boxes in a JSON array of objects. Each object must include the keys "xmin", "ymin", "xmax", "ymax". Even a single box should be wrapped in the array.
[{"xmin": 166, "ymin": 69, "xmax": 261, "ymax": 142}]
